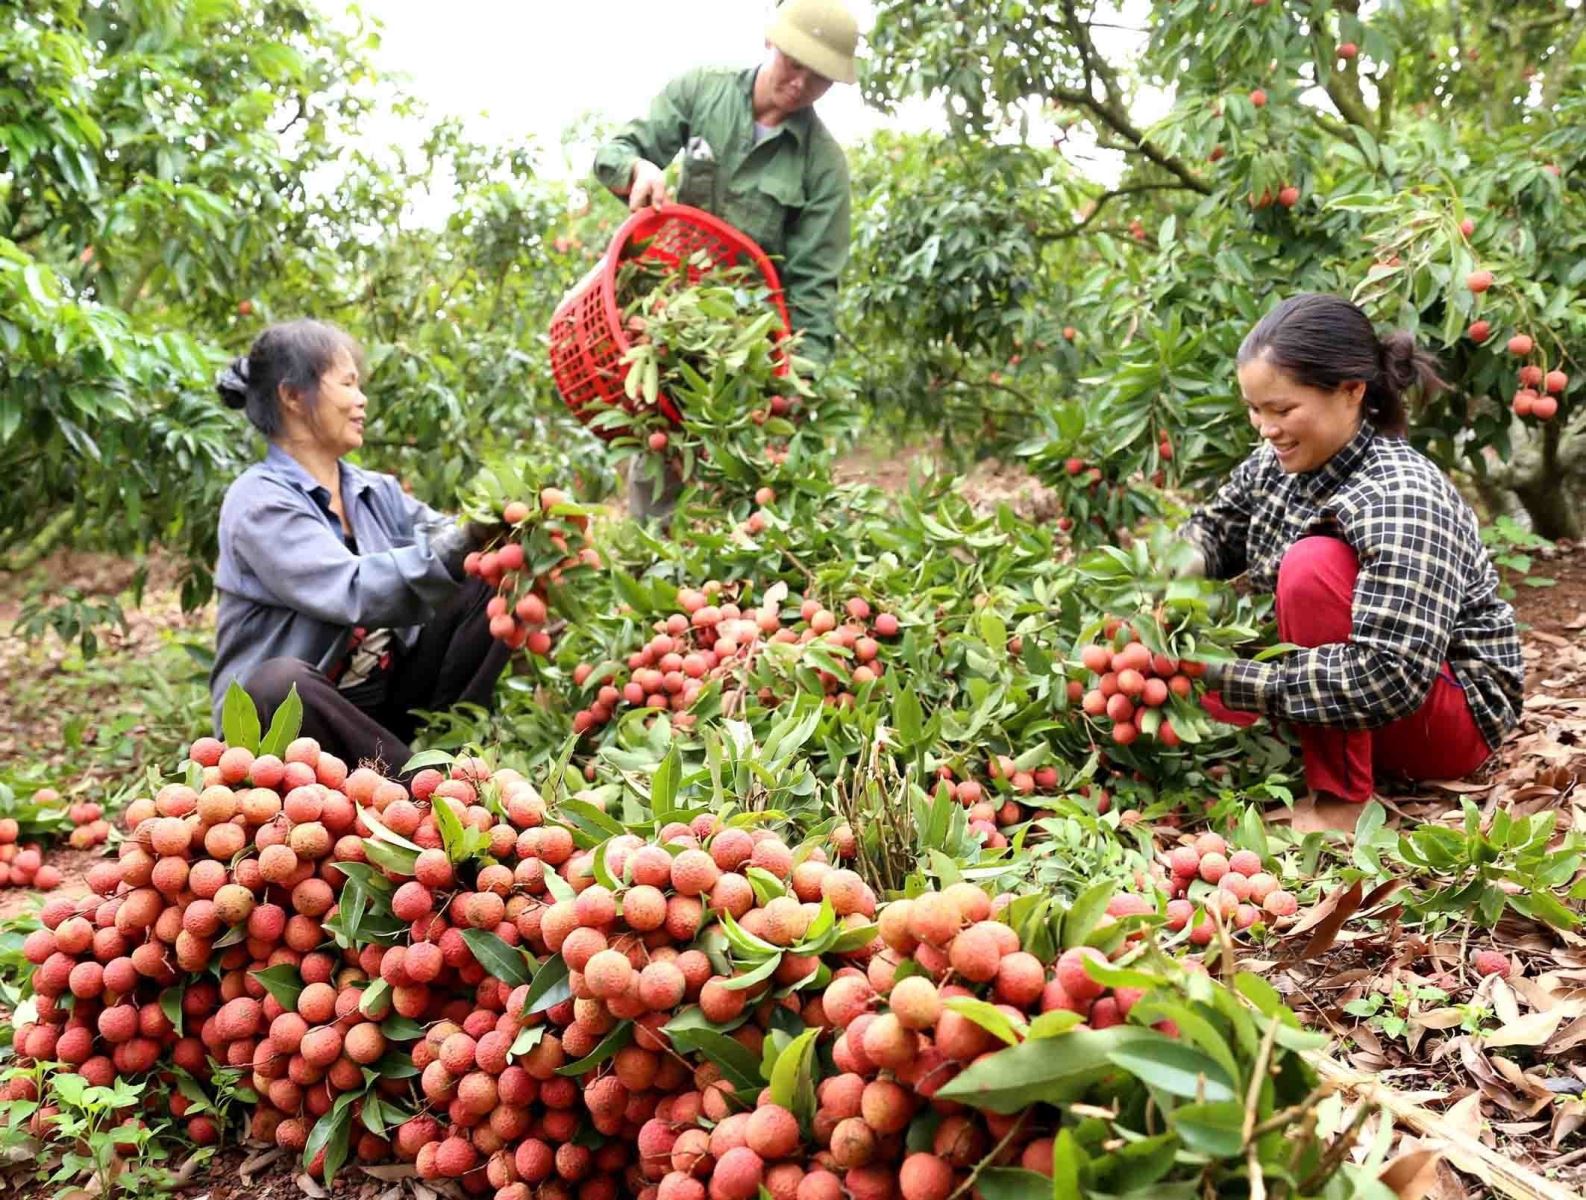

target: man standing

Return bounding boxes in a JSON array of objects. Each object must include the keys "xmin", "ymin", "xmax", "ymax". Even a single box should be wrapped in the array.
[{"xmin": 593, "ymin": 0, "xmax": 860, "ymax": 521}]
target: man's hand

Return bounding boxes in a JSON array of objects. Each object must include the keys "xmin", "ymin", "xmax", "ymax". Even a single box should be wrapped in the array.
[{"xmin": 628, "ymin": 160, "xmax": 669, "ymax": 212}]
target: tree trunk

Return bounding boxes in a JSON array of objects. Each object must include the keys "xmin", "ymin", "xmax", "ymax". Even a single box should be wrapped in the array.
[{"xmin": 1512, "ymin": 478, "xmax": 1581, "ymax": 540}]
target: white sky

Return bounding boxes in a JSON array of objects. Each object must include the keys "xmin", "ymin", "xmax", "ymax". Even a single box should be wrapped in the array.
[
  {"xmin": 357, "ymin": 0, "xmax": 905, "ymax": 170},
  {"xmin": 345, "ymin": 0, "xmax": 1170, "ymax": 212}
]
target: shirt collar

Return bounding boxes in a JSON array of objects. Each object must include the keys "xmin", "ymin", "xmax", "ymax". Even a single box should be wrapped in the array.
[
  {"xmin": 741, "ymin": 66, "xmax": 809, "ymax": 146},
  {"xmin": 262, "ymin": 444, "xmax": 374, "ymax": 502},
  {"xmin": 1295, "ymin": 421, "xmax": 1375, "ymax": 499}
]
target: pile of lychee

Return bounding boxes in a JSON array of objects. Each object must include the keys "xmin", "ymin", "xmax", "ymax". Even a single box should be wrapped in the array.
[
  {"xmin": 1160, "ymin": 831, "xmax": 1296, "ymax": 944},
  {"xmin": 1074, "ymin": 619, "xmax": 1206, "ymax": 747},
  {"xmin": 468, "ymin": 488, "xmax": 603, "ymax": 654},
  {"xmin": 568, "ymin": 586, "xmax": 901, "ymax": 737}
]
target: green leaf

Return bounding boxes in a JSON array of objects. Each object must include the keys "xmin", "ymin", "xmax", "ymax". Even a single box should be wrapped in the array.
[
  {"xmin": 221, "ymin": 680, "xmax": 262, "ymax": 753},
  {"xmin": 944, "ymin": 996, "xmax": 1026, "ymax": 1046},
  {"xmin": 720, "ymin": 953, "xmax": 783, "ymax": 992},
  {"xmin": 359, "ymin": 977, "xmax": 392, "ymax": 1019},
  {"xmin": 975, "ymin": 1169, "xmax": 1051, "ymax": 1200},
  {"xmin": 159, "ymin": 986, "xmax": 185, "ymax": 1037},
  {"xmin": 936, "ymin": 1026, "xmax": 1149, "ymax": 1111},
  {"xmin": 258, "ymin": 684, "xmax": 303, "ymax": 758},
  {"xmin": 767, "ymin": 1026, "xmax": 820, "ymax": 1125},
  {"xmin": 522, "ymin": 955, "xmax": 572, "ymax": 1016},
  {"xmin": 303, "ymin": 1099, "xmax": 354, "ymax": 1184},
  {"xmin": 250, "ymin": 964, "xmax": 304, "ymax": 1011},
  {"xmin": 1169, "ymin": 1100, "xmax": 1246, "ymax": 1157},
  {"xmin": 651, "ymin": 745, "xmax": 682, "ymax": 818},
  {"xmin": 400, "ymin": 749, "xmax": 455, "ymax": 774},
  {"xmin": 510, "ymin": 1026, "xmax": 546, "ymax": 1061},
  {"xmin": 1106, "ymin": 1035, "xmax": 1237, "ymax": 1101},
  {"xmin": 665, "ymin": 1023, "xmax": 763, "ymax": 1091},
  {"xmin": 379, "ymin": 1014, "xmax": 426, "ymax": 1042},
  {"xmin": 460, "ymin": 929, "xmax": 533, "ymax": 986},
  {"xmin": 432, "ymin": 794, "xmax": 469, "ymax": 863},
  {"xmin": 362, "ymin": 838, "xmax": 419, "ymax": 876},
  {"xmin": 1062, "ymin": 879, "xmax": 1114, "ymax": 948},
  {"xmin": 556, "ymin": 1021, "xmax": 633, "ymax": 1076}
]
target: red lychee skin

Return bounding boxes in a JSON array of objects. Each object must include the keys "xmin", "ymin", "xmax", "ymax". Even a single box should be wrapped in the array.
[
  {"xmin": 1197, "ymin": 852, "xmax": 1229, "ymax": 883},
  {"xmin": 745, "ymin": 1104, "xmax": 800, "ymax": 1160},
  {"xmin": 1262, "ymin": 890, "xmax": 1298, "ymax": 918},
  {"xmin": 1228, "ymin": 849, "xmax": 1262, "ymax": 876},
  {"xmin": 797, "ymin": 1171, "xmax": 843, "ymax": 1200},
  {"xmin": 899, "ymin": 1153, "xmax": 955, "ymax": 1200},
  {"xmin": 1168, "ymin": 846, "xmax": 1200, "ymax": 876},
  {"xmin": 1472, "ymin": 949, "xmax": 1512, "ymax": 978},
  {"xmin": 1054, "ymin": 946, "xmax": 1107, "ymax": 1002},
  {"xmin": 828, "ymin": 1117, "xmax": 876, "ymax": 1169},
  {"xmin": 711, "ymin": 1146, "xmax": 765, "ymax": 1200}
]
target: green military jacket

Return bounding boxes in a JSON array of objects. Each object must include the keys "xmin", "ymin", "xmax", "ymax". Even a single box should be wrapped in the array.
[{"xmin": 593, "ymin": 66, "xmax": 850, "ymax": 363}]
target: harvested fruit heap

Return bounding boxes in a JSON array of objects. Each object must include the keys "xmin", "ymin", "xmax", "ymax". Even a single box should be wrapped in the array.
[
  {"xmin": 2, "ymin": 724, "xmax": 1383, "ymax": 1198},
  {"xmin": 569, "ymin": 584, "xmax": 902, "ymax": 737}
]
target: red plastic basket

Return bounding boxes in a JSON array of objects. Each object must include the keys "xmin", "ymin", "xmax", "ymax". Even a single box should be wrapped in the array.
[{"xmin": 549, "ymin": 203, "xmax": 791, "ymax": 438}]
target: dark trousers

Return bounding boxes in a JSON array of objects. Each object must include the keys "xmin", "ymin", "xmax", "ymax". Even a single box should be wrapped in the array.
[{"xmin": 244, "ymin": 579, "xmax": 510, "ymax": 775}]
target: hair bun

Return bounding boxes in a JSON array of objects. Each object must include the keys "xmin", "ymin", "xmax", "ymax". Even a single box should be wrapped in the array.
[
  {"xmin": 1380, "ymin": 329, "xmax": 1434, "ymax": 394},
  {"xmin": 215, "ymin": 357, "xmax": 251, "ymax": 409}
]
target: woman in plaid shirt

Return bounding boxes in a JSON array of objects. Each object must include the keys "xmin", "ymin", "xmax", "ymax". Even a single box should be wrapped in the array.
[{"xmin": 1182, "ymin": 294, "xmax": 1524, "ymax": 821}]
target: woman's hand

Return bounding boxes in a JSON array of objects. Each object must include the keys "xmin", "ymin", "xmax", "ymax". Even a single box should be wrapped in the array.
[{"xmin": 1174, "ymin": 546, "xmax": 1208, "ymax": 580}]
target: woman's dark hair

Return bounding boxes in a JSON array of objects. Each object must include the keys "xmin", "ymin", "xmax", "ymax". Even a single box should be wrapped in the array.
[
  {"xmin": 215, "ymin": 319, "xmax": 364, "ymax": 438},
  {"xmin": 1236, "ymin": 293, "xmax": 1445, "ymax": 436}
]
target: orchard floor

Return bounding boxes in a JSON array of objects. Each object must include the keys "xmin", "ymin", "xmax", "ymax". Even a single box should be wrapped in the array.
[{"xmin": 1, "ymin": 472, "xmax": 1585, "ymax": 1197}]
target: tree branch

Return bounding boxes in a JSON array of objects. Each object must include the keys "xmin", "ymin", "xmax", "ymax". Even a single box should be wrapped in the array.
[
  {"xmin": 1032, "ymin": 182, "xmax": 1193, "ymax": 241},
  {"xmin": 1046, "ymin": 3, "xmax": 1212, "ymax": 196}
]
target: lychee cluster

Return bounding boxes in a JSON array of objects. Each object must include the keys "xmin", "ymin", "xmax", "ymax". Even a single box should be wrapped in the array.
[
  {"xmin": 469, "ymin": 488, "xmax": 602, "ymax": 653},
  {"xmin": 931, "ymin": 757, "xmax": 1065, "ymax": 849},
  {"xmin": 569, "ymin": 588, "xmax": 901, "ymax": 737},
  {"xmin": 1075, "ymin": 619, "xmax": 1206, "ymax": 747}
]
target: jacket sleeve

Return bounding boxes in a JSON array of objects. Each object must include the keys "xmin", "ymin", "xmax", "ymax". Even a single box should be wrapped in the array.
[
  {"xmin": 229, "ymin": 496, "xmax": 461, "ymax": 629},
  {"xmin": 593, "ymin": 70, "xmax": 699, "ymax": 197},
  {"xmin": 1219, "ymin": 489, "xmax": 1462, "ymax": 729},
  {"xmin": 1180, "ymin": 451, "xmax": 1264, "ymax": 580},
  {"xmin": 780, "ymin": 147, "xmax": 850, "ymax": 364}
]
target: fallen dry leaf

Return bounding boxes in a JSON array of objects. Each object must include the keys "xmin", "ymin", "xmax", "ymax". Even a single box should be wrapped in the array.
[
  {"xmin": 1483, "ymin": 1008, "xmax": 1567, "ymax": 1049},
  {"xmin": 1379, "ymin": 1145, "xmax": 1445, "ymax": 1200}
]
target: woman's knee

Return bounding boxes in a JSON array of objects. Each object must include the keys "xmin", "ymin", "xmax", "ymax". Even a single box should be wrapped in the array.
[
  {"xmin": 1277, "ymin": 537, "xmax": 1358, "ymax": 609},
  {"xmin": 243, "ymin": 658, "xmax": 319, "ymax": 712}
]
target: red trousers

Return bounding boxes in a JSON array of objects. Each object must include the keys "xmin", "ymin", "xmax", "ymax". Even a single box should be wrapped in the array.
[{"xmin": 1203, "ymin": 537, "xmax": 1492, "ymax": 803}]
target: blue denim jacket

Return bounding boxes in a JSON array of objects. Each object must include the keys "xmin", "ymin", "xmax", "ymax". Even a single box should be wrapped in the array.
[{"xmin": 208, "ymin": 445, "xmax": 465, "ymax": 733}]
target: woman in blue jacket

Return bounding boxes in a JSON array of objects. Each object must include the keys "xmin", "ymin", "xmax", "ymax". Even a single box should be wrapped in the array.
[{"xmin": 211, "ymin": 319, "xmax": 505, "ymax": 772}]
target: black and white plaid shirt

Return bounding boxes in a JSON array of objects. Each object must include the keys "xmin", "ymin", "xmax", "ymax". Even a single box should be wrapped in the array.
[{"xmin": 1184, "ymin": 422, "xmax": 1524, "ymax": 748}]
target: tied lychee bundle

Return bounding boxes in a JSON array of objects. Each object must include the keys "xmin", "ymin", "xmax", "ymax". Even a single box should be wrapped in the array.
[
  {"xmin": 0, "ymin": 829, "xmax": 62, "ymax": 891},
  {"xmin": 1074, "ymin": 617, "xmax": 1207, "ymax": 748},
  {"xmin": 569, "ymin": 586, "xmax": 901, "ymax": 737},
  {"xmin": 466, "ymin": 486, "xmax": 602, "ymax": 655},
  {"xmin": 1159, "ymin": 831, "xmax": 1296, "ymax": 945},
  {"xmin": 1037, "ymin": 455, "xmax": 1163, "ymax": 548}
]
